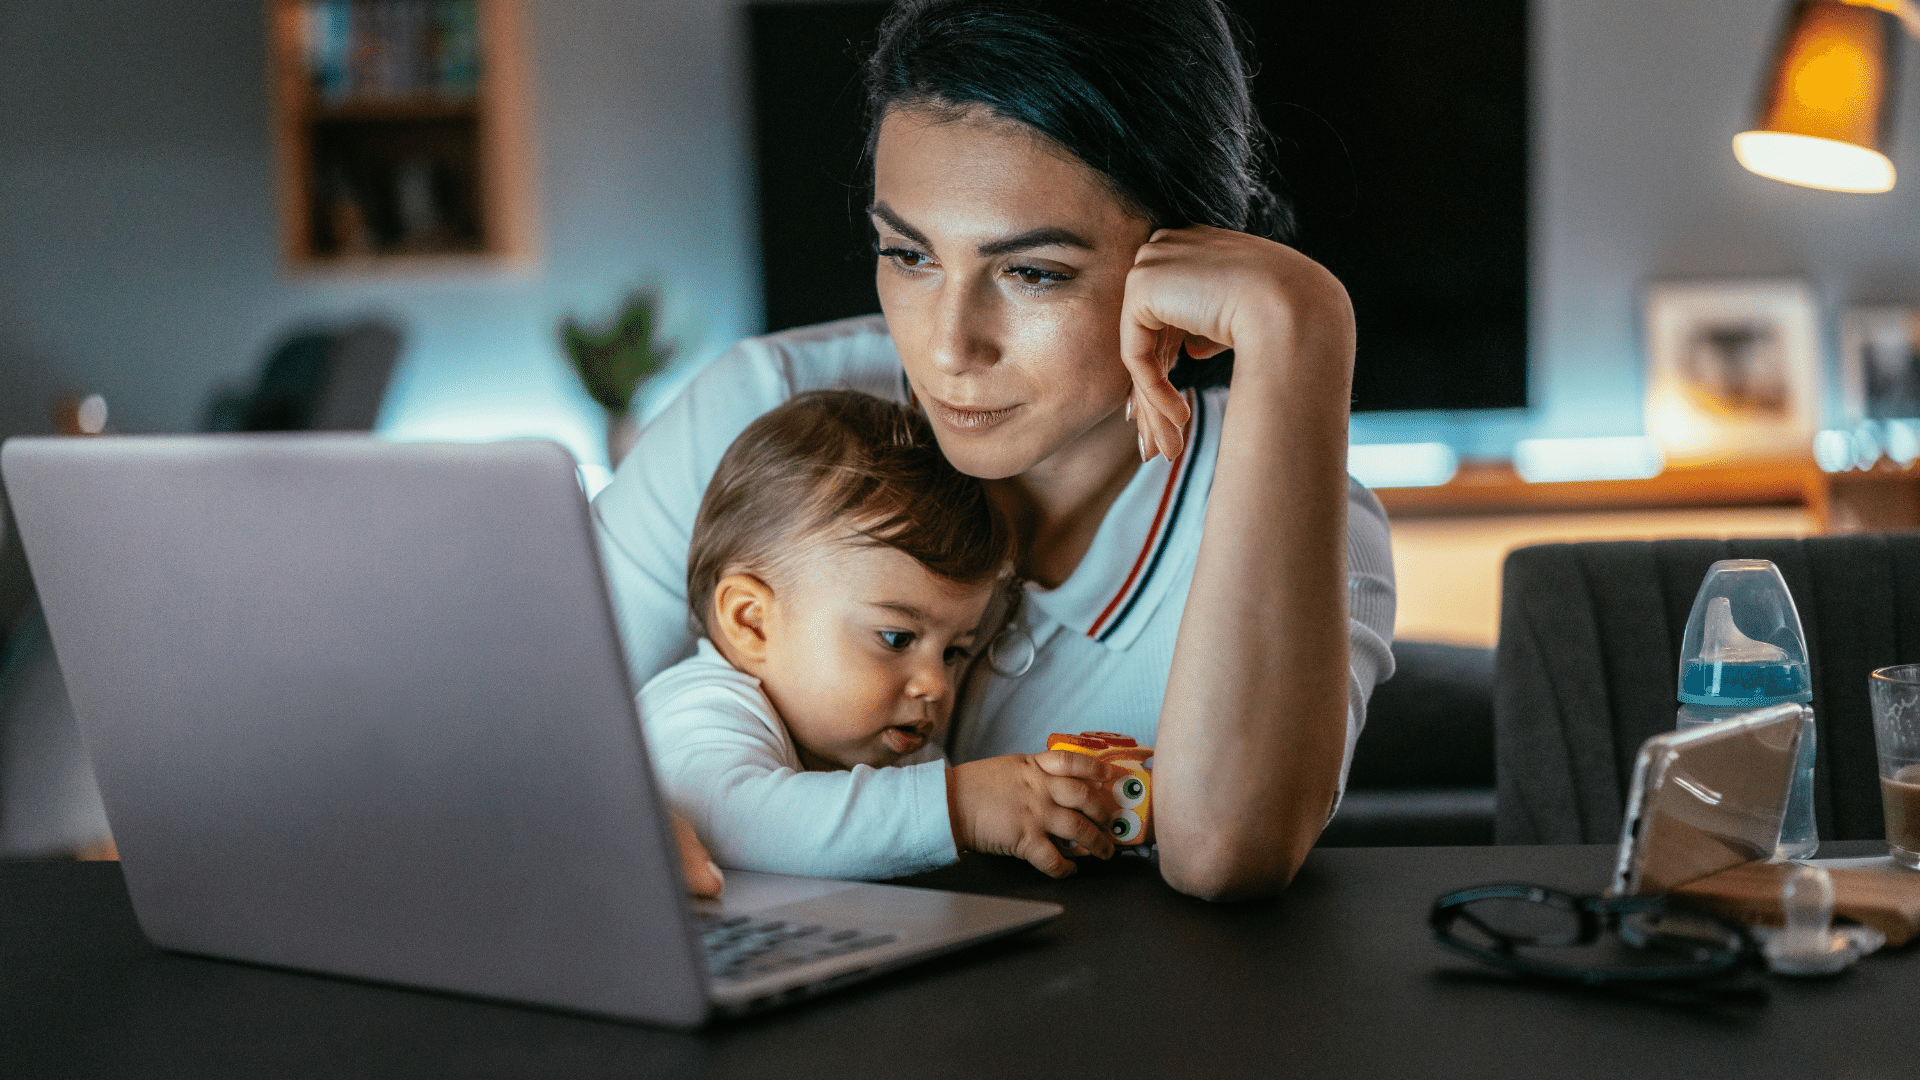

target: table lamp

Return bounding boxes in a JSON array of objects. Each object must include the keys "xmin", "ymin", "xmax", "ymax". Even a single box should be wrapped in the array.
[{"xmin": 1733, "ymin": 0, "xmax": 1920, "ymax": 193}]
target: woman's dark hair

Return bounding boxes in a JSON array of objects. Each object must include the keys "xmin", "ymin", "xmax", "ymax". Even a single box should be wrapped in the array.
[
  {"xmin": 865, "ymin": 0, "xmax": 1290, "ymax": 388},
  {"xmin": 687, "ymin": 390, "xmax": 1014, "ymax": 637}
]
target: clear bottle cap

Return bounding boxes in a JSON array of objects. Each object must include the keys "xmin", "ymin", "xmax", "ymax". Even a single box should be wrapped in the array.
[{"xmin": 1677, "ymin": 559, "xmax": 1811, "ymax": 706}]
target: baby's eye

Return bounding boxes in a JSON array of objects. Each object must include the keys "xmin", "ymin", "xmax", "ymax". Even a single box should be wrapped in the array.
[
  {"xmin": 878, "ymin": 630, "xmax": 915, "ymax": 651},
  {"xmin": 943, "ymin": 645, "xmax": 972, "ymax": 665}
]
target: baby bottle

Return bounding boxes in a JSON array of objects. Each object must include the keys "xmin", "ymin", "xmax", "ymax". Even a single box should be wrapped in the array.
[{"xmin": 1675, "ymin": 559, "xmax": 1817, "ymax": 860}]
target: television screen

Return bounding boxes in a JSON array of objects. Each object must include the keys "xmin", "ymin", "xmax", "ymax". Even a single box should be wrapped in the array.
[{"xmin": 747, "ymin": 1, "xmax": 1528, "ymax": 412}]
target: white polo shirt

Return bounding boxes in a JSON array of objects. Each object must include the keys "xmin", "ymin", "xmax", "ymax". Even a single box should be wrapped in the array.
[{"xmin": 593, "ymin": 315, "xmax": 1397, "ymax": 794}]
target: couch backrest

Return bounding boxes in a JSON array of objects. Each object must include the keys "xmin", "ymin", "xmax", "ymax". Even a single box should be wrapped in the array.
[{"xmin": 1495, "ymin": 533, "xmax": 1920, "ymax": 844}]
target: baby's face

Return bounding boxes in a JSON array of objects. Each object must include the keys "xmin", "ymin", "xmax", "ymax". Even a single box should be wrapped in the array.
[{"xmin": 758, "ymin": 542, "xmax": 994, "ymax": 770}]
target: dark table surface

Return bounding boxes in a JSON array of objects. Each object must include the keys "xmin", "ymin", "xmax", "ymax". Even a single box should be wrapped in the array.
[{"xmin": 4, "ymin": 841, "xmax": 1913, "ymax": 1080}]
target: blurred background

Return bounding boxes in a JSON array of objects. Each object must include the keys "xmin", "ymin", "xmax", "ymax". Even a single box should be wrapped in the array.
[
  {"xmin": 0, "ymin": 0, "xmax": 1911, "ymax": 462},
  {"xmin": 5, "ymin": 0, "xmax": 1920, "ymax": 851}
]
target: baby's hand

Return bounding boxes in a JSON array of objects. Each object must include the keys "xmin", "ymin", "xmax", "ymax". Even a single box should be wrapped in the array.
[
  {"xmin": 672, "ymin": 814, "xmax": 725, "ymax": 899},
  {"xmin": 946, "ymin": 752, "xmax": 1126, "ymax": 878}
]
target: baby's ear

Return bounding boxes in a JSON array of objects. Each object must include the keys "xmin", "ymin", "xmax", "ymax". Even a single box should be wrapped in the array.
[{"xmin": 713, "ymin": 573, "xmax": 775, "ymax": 663}]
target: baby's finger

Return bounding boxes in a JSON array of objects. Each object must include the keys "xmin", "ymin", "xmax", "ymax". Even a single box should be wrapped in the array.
[
  {"xmin": 1046, "ymin": 773, "xmax": 1117, "ymax": 826},
  {"xmin": 672, "ymin": 815, "xmax": 724, "ymax": 900},
  {"xmin": 1020, "ymin": 832, "xmax": 1078, "ymax": 878},
  {"xmin": 1032, "ymin": 748, "xmax": 1124, "ymax": 781},
  {"xmin": 1047, "ymin": 806, "xmax": 1116, "ymax": 861}
]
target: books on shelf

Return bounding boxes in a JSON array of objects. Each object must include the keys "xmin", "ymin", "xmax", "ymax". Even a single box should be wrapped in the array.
[{"xmin": 302, "ymin": 0, "xmax": 481, "ymax": 104}]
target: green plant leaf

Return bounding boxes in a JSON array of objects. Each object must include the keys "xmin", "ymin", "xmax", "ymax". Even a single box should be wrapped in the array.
[{"xmin": 559, "ymin": 289, "xmax": 677, "ymax": 414}]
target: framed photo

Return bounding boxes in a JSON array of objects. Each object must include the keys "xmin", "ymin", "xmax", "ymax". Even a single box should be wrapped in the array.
[
  {"xmin": 1643, "ymin": 279, "xmax": 1822, "ymax": 466},
  {"xmin": 1841, "ymin": 307, "xmax": 1920, "ymax": 423}
]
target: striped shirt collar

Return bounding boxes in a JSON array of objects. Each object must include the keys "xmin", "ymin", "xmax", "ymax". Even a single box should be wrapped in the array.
[{"xmin": 1021, "ymin": 388, "xmax": 1215, "ymax": 651}]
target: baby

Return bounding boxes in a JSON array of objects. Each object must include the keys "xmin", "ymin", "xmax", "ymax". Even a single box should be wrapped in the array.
[{"xmin": 638, "ymin": 390, "xmax": 1120, "ymax": 880}]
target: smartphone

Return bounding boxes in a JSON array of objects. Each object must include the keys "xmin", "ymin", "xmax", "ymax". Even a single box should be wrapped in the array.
[{"xmin": 1610, "ymin": 703, "xmax": 1804, "ymax": 896}]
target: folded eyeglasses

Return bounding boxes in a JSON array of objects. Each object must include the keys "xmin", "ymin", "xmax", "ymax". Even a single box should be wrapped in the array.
[{"xmin": 1430, "ymin": 883, "xmax": 1759, "ymax": 987}]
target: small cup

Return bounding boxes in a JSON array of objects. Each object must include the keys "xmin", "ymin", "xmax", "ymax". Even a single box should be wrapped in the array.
[{"xmin": 1868, "ymin": 664, "xmax": 1920, "ymax": 870}]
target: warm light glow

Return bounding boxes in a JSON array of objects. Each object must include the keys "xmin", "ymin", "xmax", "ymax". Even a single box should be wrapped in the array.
[
  {"xmin": 1646, "ymin": 386, "xmax": 1726, "ymax": 464},
  {"xmin": 1733, "ymin": 130, "xmax": 1896, "ymax": 192},
  {"xmin": 1789, "ymin": 38, "xmax": 1876, "ymax": 112},
  {"xmin": 1736, "ymin": 0, "xmax": 1902, "ymax": 192}
]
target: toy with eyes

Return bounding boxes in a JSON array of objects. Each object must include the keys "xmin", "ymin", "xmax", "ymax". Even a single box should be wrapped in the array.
[{"xmin": 1046, "ymin": 731, "xmax": 1152, "ymax": 845}]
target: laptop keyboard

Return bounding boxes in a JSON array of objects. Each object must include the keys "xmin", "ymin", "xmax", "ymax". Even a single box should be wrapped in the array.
[{"xmin": 699, "ymin": 914, "xmax": 898, "ymax": 983}]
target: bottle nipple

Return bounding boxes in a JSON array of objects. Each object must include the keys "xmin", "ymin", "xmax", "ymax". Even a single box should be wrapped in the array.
[
  {"xmin": 1697, "ymin": 596, "xmax": 1786, "ymax": 699},
  {"xmin": 1699, "ymin": 596, "xmax": 1787, "ymax": 664}
]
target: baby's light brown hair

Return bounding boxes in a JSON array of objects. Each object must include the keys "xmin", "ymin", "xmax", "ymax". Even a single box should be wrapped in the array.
[{"xmin": 687, "ymin": 389, "xmax": 1014, "ymax": 636}]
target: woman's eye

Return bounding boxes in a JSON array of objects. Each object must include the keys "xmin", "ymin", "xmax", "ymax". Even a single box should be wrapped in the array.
[
  {"xmin": 1009, "ymin": 265, "xmax": 1068, "ymax": 288},
  {"xmin": 878, "ymin": 630, "xmax": 915, "ymax": 650},
  {"xmin": 943, "ymin": 645, "xmax": 972, "ymax": 664},
  {"xmin": 878, "ymin": 246, "xmax": 931, "ymax": 271}
]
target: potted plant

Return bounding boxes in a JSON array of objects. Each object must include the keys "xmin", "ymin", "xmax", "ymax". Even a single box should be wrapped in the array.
[{"xmin": 560, "ymin": 289, "xmax": 676, "ymax": 467}]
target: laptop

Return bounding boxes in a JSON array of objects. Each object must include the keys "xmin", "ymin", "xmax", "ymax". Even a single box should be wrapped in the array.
[{"xmin": 1, "ymin": 434, "xmax": 1059, "ymax": 1028}]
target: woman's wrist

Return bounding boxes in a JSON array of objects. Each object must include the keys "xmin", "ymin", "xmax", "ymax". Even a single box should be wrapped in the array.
[{"xmin": 1226, "ymin": 260, "xmax": 1355, "ymax": 401}]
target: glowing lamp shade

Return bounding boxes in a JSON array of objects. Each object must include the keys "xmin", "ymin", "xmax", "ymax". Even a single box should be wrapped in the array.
[
  {"xmin": 1733, "ymin": 131, "xmax": 1895, "ymax": 191},
  {"xmin": 1735, "ymin": 0, "xmax": 1904, "ymax": 193}
]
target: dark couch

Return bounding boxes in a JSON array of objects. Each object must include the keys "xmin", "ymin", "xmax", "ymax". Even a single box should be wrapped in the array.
[{"xmin": 1318, "ymin": 640, "xmax": 1496, "ymax": 847}]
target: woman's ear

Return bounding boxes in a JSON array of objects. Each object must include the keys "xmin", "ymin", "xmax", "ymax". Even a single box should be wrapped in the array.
[{"xmin": 712, "ymin": 573, "xmax": 776, "ymax": 664}]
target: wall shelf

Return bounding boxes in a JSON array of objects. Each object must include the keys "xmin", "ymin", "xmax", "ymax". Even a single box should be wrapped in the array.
[
  {"xmin": 1375, "ymin": 459, "xmax": 1920, "ymax": 535},
  {"xmin": 267, "ymin": 0, "xmax": 536, "ymax": 272},
  {"xmin": 308, "ymin": 99, "xmax": 481, "ymax": 122}
]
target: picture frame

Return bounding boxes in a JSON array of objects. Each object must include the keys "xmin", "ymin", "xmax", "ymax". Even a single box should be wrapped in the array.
[
  {"xmin": 1643, "ymin": 279, "xmax": 1822, "ymax": 466},
  {"xmin": 1840, "ymin": 306, "xmax": 1920, "ymax": 424}
]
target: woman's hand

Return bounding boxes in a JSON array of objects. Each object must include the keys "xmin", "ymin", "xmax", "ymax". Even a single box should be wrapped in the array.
[
  {"xmin": 1118, "ymin": 225, "xmax": 1358, "ymax": 900},
  {"xmin": 1119, "ymin": 225, "xmax": 1354, "ymax": 462},
  {"xmin": 946, "ymin": 752, "xmax": 1124, "ymax": 878}
]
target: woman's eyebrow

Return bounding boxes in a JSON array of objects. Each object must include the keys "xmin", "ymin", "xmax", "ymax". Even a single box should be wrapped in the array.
[
  {"xmin": 868, "ymin": 203, "xmax": 933, "ymax": 249},
  {"xmin": 975, "ymin": 226, "xmax": 1092, "ymax": 258},
  {"xmin": 868, "ymin": 202, "xmax": 1093, "ymax": 258}
]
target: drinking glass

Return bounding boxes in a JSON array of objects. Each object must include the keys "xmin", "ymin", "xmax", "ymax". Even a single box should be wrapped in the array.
[{"xmin": 1868, "ymin": 664, "xmax": 1920, "ymax": 870}]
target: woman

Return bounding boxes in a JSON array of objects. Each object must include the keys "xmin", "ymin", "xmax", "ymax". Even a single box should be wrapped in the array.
[{"xmin": 598, "ymin": 0, "xmax": 1394, "ymax": 900}]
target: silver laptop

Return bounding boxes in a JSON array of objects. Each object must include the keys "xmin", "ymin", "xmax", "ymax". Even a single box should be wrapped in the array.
[{"xmin": 1, "ymin": 434, "xmax": 1059, "ymax": 1027}]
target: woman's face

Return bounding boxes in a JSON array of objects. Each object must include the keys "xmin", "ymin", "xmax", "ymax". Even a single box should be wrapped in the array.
[{"xmin": 871, "ymin": 106, "xmax": 1153, "ymax": 480}]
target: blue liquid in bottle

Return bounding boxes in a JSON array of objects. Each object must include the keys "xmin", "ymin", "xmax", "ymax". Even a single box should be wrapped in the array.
[{"xmin": 1678, "ymin": 660, "xmax": 1809, "ymax": 704}]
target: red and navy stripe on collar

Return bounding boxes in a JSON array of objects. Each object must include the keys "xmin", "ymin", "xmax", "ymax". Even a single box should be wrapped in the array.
[{"xmin": 1087, "ymin": 389, "xmax": 1204, "ymax": 643}]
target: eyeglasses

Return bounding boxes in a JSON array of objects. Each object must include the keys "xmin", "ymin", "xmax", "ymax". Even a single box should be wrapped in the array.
[{"xmin": 1430, "ymin": 883, "xmax": 1759, "ymax": 987}]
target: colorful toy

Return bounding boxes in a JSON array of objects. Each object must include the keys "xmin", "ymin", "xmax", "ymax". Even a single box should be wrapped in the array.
[{"xmin": 1046, "ymin": 731, "xmax": 1153, "ymax": 845}]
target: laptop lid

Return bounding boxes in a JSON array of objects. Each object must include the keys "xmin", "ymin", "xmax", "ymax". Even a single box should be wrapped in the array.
[{"xmin": 2, "ymin": 435, "xmax": 709, "ymax": 1027}]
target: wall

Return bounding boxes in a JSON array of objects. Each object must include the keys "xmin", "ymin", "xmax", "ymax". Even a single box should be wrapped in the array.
[
  {"xmin": 1350, "ymin": 0, "xmax": 1920, "ymax": 454},
  {"xmin": 0, "ymin": 0, "xmax": 762, "ymax": 469},
  {"xmin": 4, "ymin": 1, "xmax": 1920, "ymax": 467}
]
